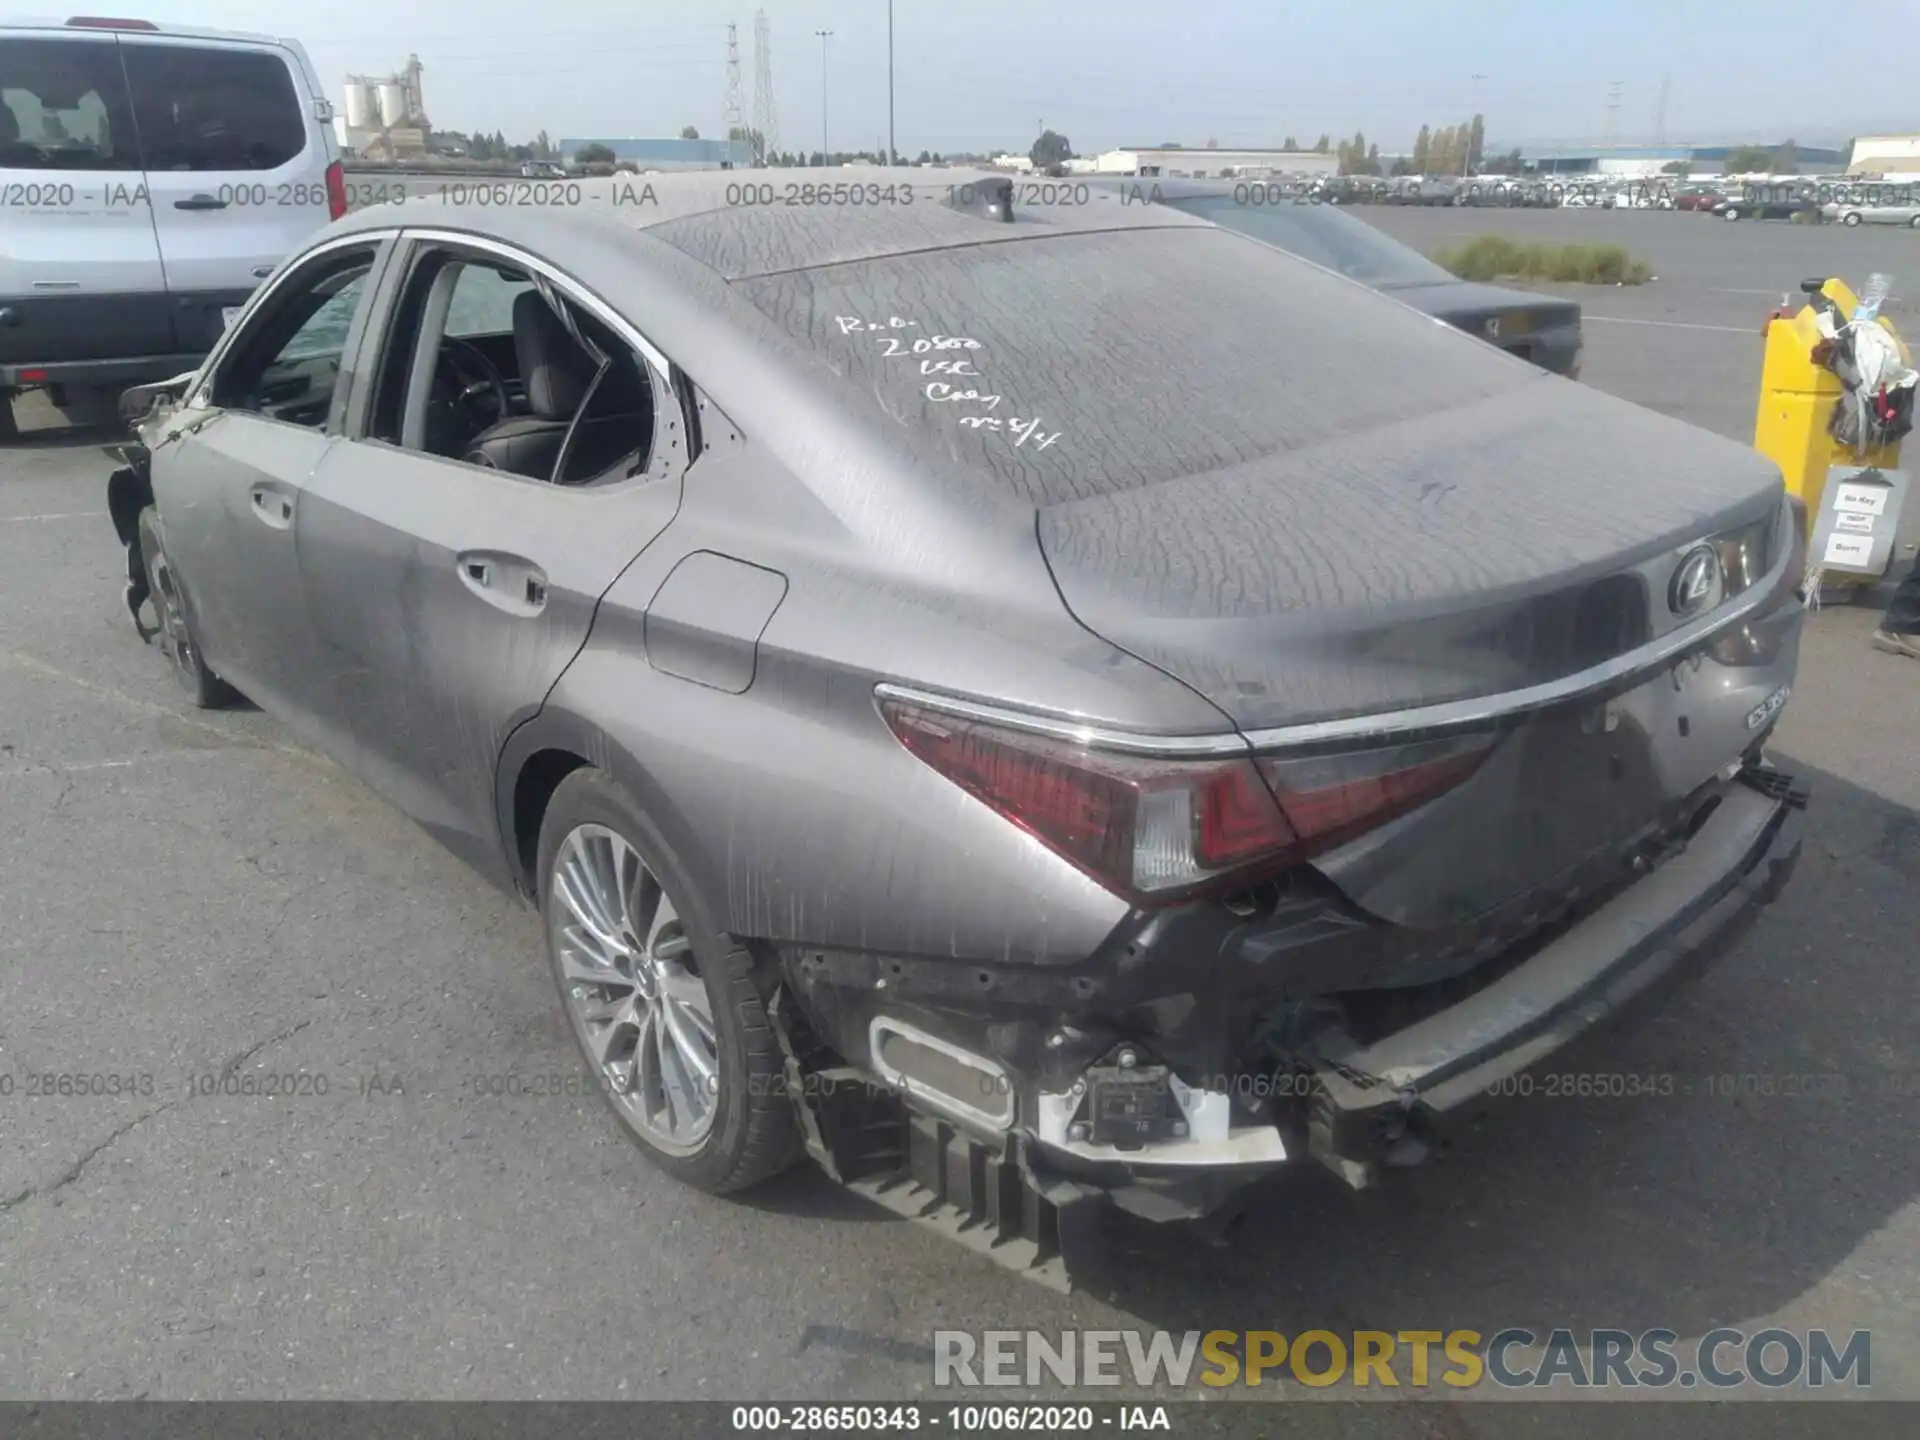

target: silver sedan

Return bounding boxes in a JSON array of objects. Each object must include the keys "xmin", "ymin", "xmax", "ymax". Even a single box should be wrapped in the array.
[{"xmin": 101, "ymin": 168, "xmax": 1811, "ymax": 1286}]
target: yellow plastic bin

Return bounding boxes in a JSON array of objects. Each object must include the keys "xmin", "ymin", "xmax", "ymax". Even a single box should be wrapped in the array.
[{"xmin": 1754, "ymin": 277, "xmax": 1907, "ymax": 595}]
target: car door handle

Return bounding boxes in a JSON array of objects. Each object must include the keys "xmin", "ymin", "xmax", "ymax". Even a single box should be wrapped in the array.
[
  {"xmin": 457, "ymin": 551, "xmax": 548, "ymax": 616},
  {"xmin": 175, "ymin": 194, "xmax": 228, "ymax": 211},
  {"xmin": 249, "ymin": 485, "xmax": 294, "ymax": 529}
]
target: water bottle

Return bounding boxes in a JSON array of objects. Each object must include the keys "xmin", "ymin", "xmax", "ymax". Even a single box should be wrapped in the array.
[{"xmin": 1854, "ymin": 272, "xmax": 1892, "ymax": 323}]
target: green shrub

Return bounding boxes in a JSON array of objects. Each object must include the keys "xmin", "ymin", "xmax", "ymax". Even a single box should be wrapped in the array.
[{"xmin": 1431, "ymin": 236, "xmax": 1652, "ymax": 285}]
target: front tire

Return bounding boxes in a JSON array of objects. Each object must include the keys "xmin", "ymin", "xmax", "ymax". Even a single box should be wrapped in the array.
[
  {"xmin": 0, "ymin": 389, "xmax": 17, "ymax": 442},
  {"xmin": 537, "ymin": 767, "xmax": 802, "ymax": 1195},
  {"xmin": 136, "ymin": 506, "xmax": 239, "ymax": 708},
  {"xmin": 1723, "ymin": 207, "xmax": 1740, "ymax": 221},
  {"xmin": 1844, "ymin": 212, "xmax": 1863, "ymax": 226}
]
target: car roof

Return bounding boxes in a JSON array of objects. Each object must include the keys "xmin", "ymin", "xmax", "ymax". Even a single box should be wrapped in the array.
[
  {"xmin": 0, "ymin": 16, "xmax": 297, "ymax": 45},
  {"xmin": 330, "ymin": 165, "xmax": 1219, "ymax": 282}
]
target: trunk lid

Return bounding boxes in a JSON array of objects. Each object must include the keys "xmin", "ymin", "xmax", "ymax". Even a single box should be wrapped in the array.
[
  {"xmin": 1037, "ymin": 377, "xmax": 1784, "ymax": 734},
  {"xmin": 1038, "ymin": 380, "xmax": 1792, "ymax": 928},
  {"xmin": 1379, "ymin": 279, "xmax": 1581, "ymax": 360}
]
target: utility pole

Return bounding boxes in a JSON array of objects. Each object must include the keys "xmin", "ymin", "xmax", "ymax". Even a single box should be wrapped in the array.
[
  {"xmin": 887, "ymin": 0, "xmax": 895, "ymax": 166},
  {"xmin": 1466, "ymin": 73, "xmax": 1486, "ymax": 176},
  {"xmin": 815, "ymin": 29, "xmax": 832, "ymax": 162},
  {"xmin": 1603, "ymin": 80, "xmax": 1625, "ymax": 151}
]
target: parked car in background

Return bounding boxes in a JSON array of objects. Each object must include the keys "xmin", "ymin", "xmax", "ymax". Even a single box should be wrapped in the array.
[
  {"xmin": 0, "ymin": 15, "xmax": 343, "ymax": 439},
  {"xmin": 1087, "ymin": 177, "xmax": 1584, "ymax": 375},
  {"xmin": 1823, "ymin": 198, "xmax": 1920, "ymax": 228},
  {"xmin": 109, "ymin": 171, "xmax": 1807, "ymax": 1276},
  {"xmin": 1716, "ymin": 187, "xmax": 1814, "ymax": 221},
  {"xmin": 1674, "ymin": 187, "xmax": 1726, "ymax": 211}
]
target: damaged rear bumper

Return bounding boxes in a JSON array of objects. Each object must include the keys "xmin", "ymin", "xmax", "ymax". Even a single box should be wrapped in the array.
[
  {"xmin": 1304, "ymin": 769, "xmax": 1804, "ymax": 1184},
  {"xmin": 778, "ymin": 765, "xmax": 1806, "ymax": 1247}
]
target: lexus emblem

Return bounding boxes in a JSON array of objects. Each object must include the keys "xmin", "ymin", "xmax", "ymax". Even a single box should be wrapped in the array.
[
  {"xmin": 1668, "ymin": 544, "xmax": 1724, "ymax": 617},
  {"xmin": 1485, "ymin": 317, "xmax": 1501, "ymax": 338}
]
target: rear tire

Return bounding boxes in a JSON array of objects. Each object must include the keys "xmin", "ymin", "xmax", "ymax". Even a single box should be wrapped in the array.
[
  {"xmin": 537, "ymin": 767, "xmax": 803, "ymax": 1195},
  {"xmin": 136, "ymin": 506, "xmax": 240, "ymax": 709},
  {"xmin": 1910, "ymin": 216, "xmax": 1920, "ymax": 229},
  {"xmin": 0, "ymin": 389, "xmax": 17, "ymax": 442},
  {"xmin": 1723, "ymin": 207, "xmax": 1740, "ymax": 221},
  {"xmin": 1844, "ymin": 212, "xmax": 1863, "ymax": 226}
]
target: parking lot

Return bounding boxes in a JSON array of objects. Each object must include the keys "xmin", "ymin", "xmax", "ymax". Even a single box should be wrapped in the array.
[{"xmin": 2, "ymin": 208, "xmax": 1918, "ymax": 1417}]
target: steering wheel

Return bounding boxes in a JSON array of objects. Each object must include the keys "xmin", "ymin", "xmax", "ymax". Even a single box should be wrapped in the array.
[
  {"xmin": 440, "ymin": 338, "xmax": 510, "ymax": 424},
  {"xmin": 421, "ymin": 337, "xmax": 511, "ymax": 458}
]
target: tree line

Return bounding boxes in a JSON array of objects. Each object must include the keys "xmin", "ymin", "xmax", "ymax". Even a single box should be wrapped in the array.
[{"xmin": 430, "ymin": 129, "xmax": 560, "ymax": 162}]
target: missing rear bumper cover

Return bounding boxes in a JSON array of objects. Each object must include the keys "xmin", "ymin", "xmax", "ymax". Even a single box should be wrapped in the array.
[{"xmin": 1302, "ymin": 775, "xmax": 1803, "ymax": 1186}]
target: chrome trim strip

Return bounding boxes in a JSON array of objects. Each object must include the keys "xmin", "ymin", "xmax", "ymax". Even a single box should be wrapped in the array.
[
  {"xmin": 868, "ymin": 1016, "xmax": 1015, "ymax": 1134},
  {"xmin": 398, "ymin": 226, "xmax": 674, "ymax": 377},
  {"xmin": 874, "ymin": 681, "xmax": 1248, "ymax": 757},
  {"xmin": 877, "ymin": 495, "xmax": 1797, "ymax": 756}
]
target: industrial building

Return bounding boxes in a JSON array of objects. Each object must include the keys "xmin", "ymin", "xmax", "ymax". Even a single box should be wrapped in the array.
[
  {"xmin": 1848, "ymin": 135, "xmax": 1920, "ymax": 176},
  {"xmin": 1088, "ymin": 146, "xmax": 1341, "ymax": 178},
  {"xmin": 335, "ymin": 56, "xmax": 430, "ymax": 160},
  {"xmin": 554, "ymin": 138, "xmax": 754, "ymax": 170},
  {"xmin": 1517, "ymin": 142, "xmax": 1845, "ymax": 177}
]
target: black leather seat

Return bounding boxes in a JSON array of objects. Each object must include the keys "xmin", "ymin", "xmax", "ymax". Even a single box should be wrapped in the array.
[
  {"xmin": 463, "ymin": 291, "xmax": 651, "ymax": 481},
  {"xmin": 0, "ymin": 104, "xmax": 37, "ymax": 166}
]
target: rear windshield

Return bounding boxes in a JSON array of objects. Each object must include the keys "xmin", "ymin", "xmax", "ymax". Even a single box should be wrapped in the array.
[
  {"xmin": 736, "ymin": 226, "xmax": 1531, "ymax": 506},
  {"xmin": 121, "ymin": 41, "xmax": 306, "ymax": 171},
  {"xmin": 0, "ymin": 35, "xmax": 138, "ymax": 170},
  {"xmin": 1161, "ymin": 194, "xmax": 1457, "ymax": 288}
]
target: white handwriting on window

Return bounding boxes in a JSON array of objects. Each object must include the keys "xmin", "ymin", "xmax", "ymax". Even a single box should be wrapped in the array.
[
  {"xmin": 959, "ymin": 414, "xmax": 1059, "ymax": 448},
  {"xmin": 834, "ymin": 315, "xmax": 918, "ymax": 334},
  {"xmin": 926, "ymin": 382, "xmax": 1001, "ymax": 409},
  {"xmin": 878, "ymin": 334, "xmax": 980, "ymax": 357}
]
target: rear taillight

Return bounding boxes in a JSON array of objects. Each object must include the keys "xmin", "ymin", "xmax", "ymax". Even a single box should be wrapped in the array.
[
  {"xmin": 324, "ymin": 160, "xmax": 348, "ymax": 220},
  {"xmin": 880, "ymin": 699, "xmax": 1495, "ymax": 906}
]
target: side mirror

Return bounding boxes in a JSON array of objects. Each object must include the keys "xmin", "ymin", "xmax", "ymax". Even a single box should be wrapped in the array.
[{"xmin": 118, "ymin": 370, "xmax": 197, "ymax": 428}]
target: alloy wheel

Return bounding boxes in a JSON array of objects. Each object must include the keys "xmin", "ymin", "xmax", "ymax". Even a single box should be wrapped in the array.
[
  {"xmin": 549, "ymin": 822, "xmax": 719, "ymax": 1153},
  {"xmin": 145, "ymin": 545, "xmax": 202, "ymax": 694}
]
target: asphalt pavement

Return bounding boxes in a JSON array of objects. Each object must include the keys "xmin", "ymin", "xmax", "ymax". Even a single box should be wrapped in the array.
[{"xmin": 1, "ymin": 210, "xmax": 1918, "ymax": 1417}]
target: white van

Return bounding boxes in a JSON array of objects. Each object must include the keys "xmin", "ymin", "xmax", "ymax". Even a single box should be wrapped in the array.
[{"xmin": 0, "ymin": 16, "xmax": 343, "ymax": 437}]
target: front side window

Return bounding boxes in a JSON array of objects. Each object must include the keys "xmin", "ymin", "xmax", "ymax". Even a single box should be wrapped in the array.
[
  {"xmin": 0, "ymin": 36, "xmax": 136, "ymax": 170},
  {"xmin": 368, "ymin": 245, "xmax": 657, "ymax": 487},
  {"xmin": 120, "ymin": 42, "xmax": 306, "ymax": 172},
  {"xmin": 213, "ymin": 247, "xmax": 376, "ymax": 428},
  {"xmin": 446, "ymin": 263, "xmax": 535, "ymax": 338}
]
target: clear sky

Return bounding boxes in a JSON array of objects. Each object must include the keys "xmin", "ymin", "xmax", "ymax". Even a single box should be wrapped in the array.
[{"xmin": 161, "ymin": 0, "xmax": 1920, "ymax": 156}]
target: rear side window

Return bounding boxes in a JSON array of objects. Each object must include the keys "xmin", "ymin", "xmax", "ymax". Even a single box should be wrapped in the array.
[
  {"xmin": 121, "ymin": 42, "xmax": 306, "ymax": 172},
  {"xmin": 0, "ymin": 36, "xmax": 138, "ymax": 170}
]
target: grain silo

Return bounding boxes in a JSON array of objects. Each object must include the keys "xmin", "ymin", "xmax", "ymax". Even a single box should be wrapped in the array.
[
  {"xmin": 376, "ymin": 80, "xmax": 407, "ymax": 129},
  {"xmin": 343, "ymin": 79, "xmax": 376, "ymax": 131}
]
